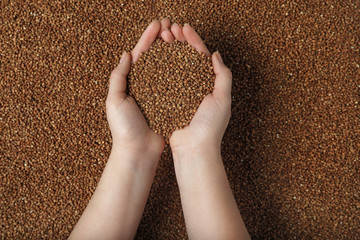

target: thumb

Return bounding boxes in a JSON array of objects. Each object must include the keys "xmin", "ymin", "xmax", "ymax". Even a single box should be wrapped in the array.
[
  {"xmin": 108, "ymin": 51, "xmax": 131, "ymax": 100},
  {"xmin": 211, "ymin": 51, "xmax": 232, "ymax": 103}
]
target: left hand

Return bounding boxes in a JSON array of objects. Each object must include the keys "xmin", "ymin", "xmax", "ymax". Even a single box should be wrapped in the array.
[{"xmin": 106, "ymin": 19, "xmax": 174, "ymax": 159}]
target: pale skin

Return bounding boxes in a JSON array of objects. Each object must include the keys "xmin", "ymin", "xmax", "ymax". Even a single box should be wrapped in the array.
[{"xmin": 69, "ymin": 19, "xmax": 250, "ymax": 240}]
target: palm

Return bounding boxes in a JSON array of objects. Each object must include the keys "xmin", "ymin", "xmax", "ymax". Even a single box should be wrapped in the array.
[
  {"xmin": 106, "ymin": 96, "xmax": 154, "ymax": 149},
  {"xmin": 167, "ymin": 24, "xmax": 232, "ymax": 150},
  {"xmin": 170, "ymin": 92, "xmax": 230, "ymax": 149},
  {"xmin": 106, "ymin": 20, "xmax": 168, "ymax": 153},
  {"xmin": 187, "ymin": 95, "xmax": 222, "ymax": 133}
]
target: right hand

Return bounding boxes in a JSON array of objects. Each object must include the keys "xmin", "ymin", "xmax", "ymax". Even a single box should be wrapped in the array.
[
  {"xmin": 106, "ymin": 19, "xmax": 177, "ymax": 159},
  {"xmin": 168, "ymin": 24, "xmax": 233, "ymax": 152}
]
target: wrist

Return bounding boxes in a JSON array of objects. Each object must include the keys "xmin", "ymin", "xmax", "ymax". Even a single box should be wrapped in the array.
[
  {"xmin": 171, "ymin": 143, "xmax": 222, "ymax": 165},
  {"xmin": 171, "ymin": 144, "xmax": 225, "ymax": 196},
  {"xmin": 109, "ymin": 145, "xmax": 162, "ymax": 170},
  {"xmin": 111, "ymin": 132, "xmax": 164, "ymax": 162}
]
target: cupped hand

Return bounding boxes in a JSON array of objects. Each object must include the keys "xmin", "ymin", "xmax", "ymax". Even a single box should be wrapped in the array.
[
  {"xmin": 168, "ymin": 24, "xmax": 233, "ymax": 152},
  {"xmin": 107, "ymin": 20, "xmax": 232, "ymax": 156},
  {"xmin": 106, "ymin": 20, "xmax": 174, "ymax": 157}
]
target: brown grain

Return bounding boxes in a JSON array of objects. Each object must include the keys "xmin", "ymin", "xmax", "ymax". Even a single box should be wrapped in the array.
[
  {"xmin": 1, "ymin": 0, "xmax": 359, "ymax": 239},
  {"xmin": 128, "ymin": 39, "xmax": 214, "ymax": 142}
]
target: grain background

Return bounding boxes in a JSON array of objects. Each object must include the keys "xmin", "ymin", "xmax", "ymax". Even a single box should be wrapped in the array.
[{"xmin": 1, "ymin": 0, "xmax": 359, "ymax": 239}]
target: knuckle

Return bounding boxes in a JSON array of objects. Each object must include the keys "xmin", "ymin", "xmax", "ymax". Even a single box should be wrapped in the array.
[
  {"xmin": 110, "ymin": 67, "xmax": 120, "ymax": 79},
  {"xmin": 109, "ymin": 72, "xmax": 116, "ymax": 80},
  {"xmin": 223, "ymin": 67, "xmax": 232, "ymax": 78},
  {"xmin": 105, "ymin": 97, "xmax": 113, "ymax": 108}
]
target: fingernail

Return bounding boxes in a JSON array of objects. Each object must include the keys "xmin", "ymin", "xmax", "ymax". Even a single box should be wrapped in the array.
[
  {"xmin": 172, "ymin": 23, "xmax": 178, "ymax": 27},
  {"xmin": 120, "ymin": 51, "xmax": 126, "ymax": 64},
  {"xmin": 215, "ymin": 51, "xmax": 223, "ymax": 63},
  {"xmin": 184, "ymin": 23, "xmax": 190, "ymax": 27}
]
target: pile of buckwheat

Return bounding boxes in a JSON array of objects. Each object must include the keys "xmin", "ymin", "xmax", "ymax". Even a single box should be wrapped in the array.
[{"xmin": 128, "ymin": 39, "xmax": 215, "ymax": 141}]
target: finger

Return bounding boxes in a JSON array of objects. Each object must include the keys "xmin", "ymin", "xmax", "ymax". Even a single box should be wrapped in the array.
[
  {"xmin": 157, "ymin": 18, "xmax": 171, "ymax": 37},
  {"xmin": 183, "ymin": 24, "xmax": 211, "ymax": 56},
  {"xmin": 212, "ymin": 51, "xmax": 232, "ymax": 102},
  {"xmin": 108, "ymin": 51, "xmax": 131, "ymax": 100},
  {"xmin": 161, "ymin": 28, "xmax": 175, "ymax": 43},
  {"xmin": 170, "ymin": 23, "xmax": 186, "ymax": 42},
  {"xmin": 132, "ymin": 20, "xmax": 161, "ymax": 63},
  {"xmin": 159, "ymin": 18, "xmax": 175, "ymax": 43}
]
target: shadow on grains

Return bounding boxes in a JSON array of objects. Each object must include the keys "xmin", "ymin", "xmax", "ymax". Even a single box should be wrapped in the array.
[{"xmin": 206, "ymin": 31, "xmax": 290, "ymax": 238}]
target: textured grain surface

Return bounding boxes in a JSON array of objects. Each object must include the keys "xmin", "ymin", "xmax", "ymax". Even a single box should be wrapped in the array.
[
  {"xmin": 1, "ymin": 0, "xmax": 360, "ymax": 239},
  {"xmin": 128, "ymin": 39, "xmax": 214, "ymax": 141}
]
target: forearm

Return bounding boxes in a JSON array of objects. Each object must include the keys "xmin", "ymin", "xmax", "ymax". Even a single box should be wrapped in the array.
[
  {"xmin": 69, "ymin": 147, "xmax": 160, "ymax": 240},
  {"xmin": 173, "ymin": 145, "xmax": 250, "ymax": 240}
]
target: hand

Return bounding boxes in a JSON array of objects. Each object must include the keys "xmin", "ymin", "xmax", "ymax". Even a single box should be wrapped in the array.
[
  {"xmin": 106, "ymin": 20, "xmax": 174, "ymax": 159},
  {"xmin": 169, "ymin": 24, "xmax": 233, "ymax": 153},
  {"xmin": 166, "ymin": 24, "xmax": 249, "ymax": 240},
  {"xmin": 71, "ymin": 20, "xmax": 179, "ymax": 240}
]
